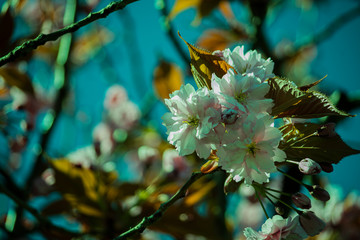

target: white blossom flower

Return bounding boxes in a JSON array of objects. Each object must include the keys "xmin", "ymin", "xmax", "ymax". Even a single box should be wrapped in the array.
[
  {"xmin": 108, "ymin": 100, "xmax": 140, "ymax": 131},
  {"xmin": 162, "ymin": 84, "xmax": 222, "ymax": 159},
  {"xmin": 217, "ymin": 114, "xmax": 286, "ymax": 184},
  {"xmin": 244, "ymin": 215, "xmax": 307, "ymax": 240},
  {"xmin": 104, "ymin": 84, "xmax": 128, "ymax": 110},
  {"xmin": 67, "ymin": 146, "xmax": 98, "ymax": 169},
  {"xmin": 162, "ymin": 149, "xmax": 190, "ymax": 179},
  {"xmin": 92, "ymin": 122, "xmax": 114, "ymax": 156},
  {"xmin": 211, "ymin": 69, "xmax": 273, "ymax": 115},
  {"xmin": 214, "ymin": 46, "xmax": 274, "ymax": 82}
]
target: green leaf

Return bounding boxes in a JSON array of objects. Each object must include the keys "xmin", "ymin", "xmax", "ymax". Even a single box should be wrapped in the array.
[
  {"xmin": 279, "ymin": 123, "xmax": 360, "ymax": 164},
  {"xmin": 266, "ymin": 77, "xmax": 352, "ymax": 118}
]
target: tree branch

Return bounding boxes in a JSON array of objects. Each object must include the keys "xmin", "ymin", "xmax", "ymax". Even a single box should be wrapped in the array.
[
  {"xmin": 0, "ymin": 0, "xmax": 139, "ymax": 67},
  {"xmin": 0, "ymin": 183, "xmax": 80, "ymax": 236},
  {"xmin": 24, "ymin": 0, "xmax": 77, "ymax": 193},
  {"xmin": 285, "ymin": 5, "xmax": 360, "ymax": 60},
  {"xmin": 0, "ymin": 168, "xmax": 24, "ymax": 199},
  {"xmin": 114, "ymin": 171, "xmax": 214, "ymax": 240}
]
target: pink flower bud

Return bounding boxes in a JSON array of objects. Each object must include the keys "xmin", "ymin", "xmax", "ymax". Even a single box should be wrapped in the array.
[
  {"xmin": 299, "ymin": 211, "xmax": 326, "ymax": 236},
  {"xmin": 292, "ymin": 192, "xmax": 311, "ymax": 209},
  {"xmin": 317, "ymin": 122, "xmax": 336, "ymax": 137},
  {"xmin": 319, "ymin": 162, "xmax": 334, "ymax": 173},
  {"xmin": 308, "ymin": 185, "xmax": 330, "ymax": 202},
  {"xmin": 298, "ymin": 158, "xmax": 322, "ymax": 175}
]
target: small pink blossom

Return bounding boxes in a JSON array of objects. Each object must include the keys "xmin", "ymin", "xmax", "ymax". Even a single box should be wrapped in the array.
[
  {"xmin": 104, "ymin": 84, "xmax": 128, "ymax": 110},
  {"xmin": 92, "ymin": 122, "xmax": 115, "ymax": 156},
  {"xmin": 244, "ymin": 215, "xmax": 306, "ymax": 240},
  {"xmin": 108, "ymin": 100, "xmax": 140, "ymax": 131},
  {"xmin": 162, "ymin": 149, "xmax": 190, "ymax": 179}
]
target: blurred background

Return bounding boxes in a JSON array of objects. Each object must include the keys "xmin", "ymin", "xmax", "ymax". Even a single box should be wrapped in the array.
[{"xmin": 1, "ymin": 0, "xmax": 360, "ymax": 239}]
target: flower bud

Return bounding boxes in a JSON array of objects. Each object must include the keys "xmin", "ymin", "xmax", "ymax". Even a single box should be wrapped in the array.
[
  {"xmin": 319, "ymin": 162, "xmax": 334, "ymax": 173},
  {"xmin": 298, "ymin": 158, "xmax": 322, "ymax": 175},
  {"xmin": 292, "ymin": 192, "xmax": 311, "ymax": 209},
  {"xmin": 299, "ymin": 211, "xmax": 326, "ymax": 236},
  {"xmin": 307, "ymin": 185, "xmax": 330, "ymax": 202},
  {"xmin": 317, "ymin": 122, "xmax": 336, "ymax": 137}
]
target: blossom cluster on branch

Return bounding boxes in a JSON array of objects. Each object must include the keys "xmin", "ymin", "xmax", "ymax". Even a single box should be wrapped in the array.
[{"xmin": 161, "ymin": 41, "xmax": 360, "ymax": 239}]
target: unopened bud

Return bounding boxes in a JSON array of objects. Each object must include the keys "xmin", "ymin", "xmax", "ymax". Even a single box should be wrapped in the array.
[
  {"xmin": 307, "ymin": 185, "xmax": 330, "ymax": 202},
  {"xmin": 221, "ymin": 108, "xmax": 238, "ymax": 125},
  {"xmin": 292, "ymin": 192, "xmax": 311, "ymax": 209},
  {"xmin": 299, "ymin": 158, "xmax": 322, "ymax": 175},
  {"xmin": 299, "ymin": 211, "xmax": 326, "ymax": 236},
  {"xmin": 318, "ymin": 122, "xmax": 336, "ymax": 137},
  {"xmin": 224, "ymin": 174, "xmax": 241, "ymax": 194},
  {"xmin": 319, "ymin": 162, "xmax": 334, "ymax": 173}
]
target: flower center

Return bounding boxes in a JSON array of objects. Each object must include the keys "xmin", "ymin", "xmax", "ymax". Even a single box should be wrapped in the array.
[
  {"xmin": 184, "ymin": 116, "xmax": 199, "ymax": 127},
  {"xmin": 241, "ymin": 64, "xmax": 250, "ymax": 73},
  {"xmin": 246, "ymin": 142, "xmax": 258, "ymax": 157},
  {"xmin": 221, "ymin": 108, "xmax": 238, "ymax": 125},
  {"xmin": 235, "ymin": 91, "xmax": 247, "ymax": 104}
]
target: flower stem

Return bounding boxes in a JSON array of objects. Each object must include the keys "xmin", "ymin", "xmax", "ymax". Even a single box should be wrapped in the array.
[
  {"xmin": 263, "ymin": 187, "xmax": 292, "ymax": 197},
  {"xmin": 285, "ymin": 160, "xmax": 300, "ymax": 165},
  {"xmin": 266, "ymin": 191, "xmax": 301, "ymax": 214},
  {"xmin": 254, "ymin": 186, "xmax": 270, "ymax": 219},
  {"xmin": 277, "ymin": 168, "xmax": 307, "ymax": 187}
]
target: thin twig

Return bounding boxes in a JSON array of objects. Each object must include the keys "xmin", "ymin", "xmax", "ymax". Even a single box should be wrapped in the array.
[
  {"xmin": 114, "ymin": 171, "xmax": 213, "ymax": 240},
  {"xmin": 287, "ymin": 5, "xmax": 360, "ymax": 60},
  {"xmin": 0, "ymin": 0, "xmax": 139, "ymax": 67}
]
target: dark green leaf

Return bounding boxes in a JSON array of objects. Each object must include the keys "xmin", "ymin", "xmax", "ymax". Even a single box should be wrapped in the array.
[
  {"xmin": 266, "ymin": 77, "xmax": 352, "ymax": 118},
  {"xmin": 279, "ymin": 123, "xmax": 360, "ymax": 164}
]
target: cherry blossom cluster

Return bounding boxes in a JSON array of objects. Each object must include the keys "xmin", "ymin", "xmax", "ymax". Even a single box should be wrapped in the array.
[
  {"xmin": 162, "ymin": 46, "xmax": 286, "ymax": 185},
  {"xmin": 68, "ymin": 84, "xmax": 140, "ymax": 169}
]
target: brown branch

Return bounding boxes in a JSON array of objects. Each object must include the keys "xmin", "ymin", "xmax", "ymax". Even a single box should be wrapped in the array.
[
  {"xmin": 114, "ymin": 171, "xmax": 215, "ymax": 240},
  {"xmin": 0, "ymin": 0, "xmax": 139, "ymax": 67}
]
